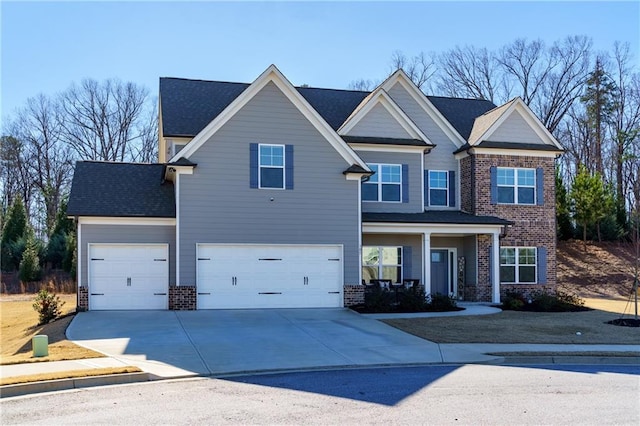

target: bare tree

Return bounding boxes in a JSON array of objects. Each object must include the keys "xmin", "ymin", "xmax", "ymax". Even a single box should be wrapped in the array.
[
  {"xmin": 131, "ymin": 98, "xmax": 159, "ymax": 163},
  {"xmin": 12, "ymin": 94, "xmax": 73, "ymax": 234},
  {"xmin": 437, "ymin": 45, "xmax": 505, "ymax": 103},
  {"xmin": 60, "ymin": 78, "xmax": 149, "ymax": 162},
  {"xmin": 498, "ymin": 38, "xmax": 552, "ymax": 105},
  {"xmin": 389, "ymin": 50, "xmax": 437, "ymax": 91},
  {"xmin": 347, "ymin": 79, "xmax": 378, "ymax": 91},
  {"xmin": 0, "ymin": 135, "xmax": 34, "ymax": 215}
]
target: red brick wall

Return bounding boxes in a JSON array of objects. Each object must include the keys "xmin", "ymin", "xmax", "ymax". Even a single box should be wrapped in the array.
[
  {"xmin": 78, "ymin": 287, "xmax": 88, "ymax": 311},
  {"xmin": 470, "ymin": 153, "xmax": 557, "ymax": 297},
  {"xmin": 169, "ymin": 286, "xmax": 197, "ymax": 310},
  {"xmin": 343, "ymin": 284, "xmax": 365, "ymax": 306}
]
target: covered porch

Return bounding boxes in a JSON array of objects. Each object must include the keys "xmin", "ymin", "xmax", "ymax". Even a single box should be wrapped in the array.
[{"xmin": 362, "ymin": 212, "xmax": 511, "ymax": 303}]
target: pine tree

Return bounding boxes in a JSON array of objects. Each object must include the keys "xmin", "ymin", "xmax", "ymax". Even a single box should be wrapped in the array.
[
  {"xmin": 555, "ymin": 166, "xmax": 574, "ymax": 240},
  {"xmin": 570, "ymin": 165, "xmax": 613, "ymax": 248},
  {"xmin": 1, "ymin": 196, "xmax": 28, "ymax": 271},
  {"xmin": 19, "ymin": 230, "xmax": 42, "ymax": 282}
]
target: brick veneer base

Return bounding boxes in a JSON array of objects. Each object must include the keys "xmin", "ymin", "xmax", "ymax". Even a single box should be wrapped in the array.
[
  {"xmin": 78, "ymin": 287, "xmax": 88, "ymax": 311},
  {"xmin": 169, "ymin": 286, "xmax": 197, "ymax": 310},
  {"xmin": 343, "ymin": 284, "xmax": 365, "ymax": 307}
]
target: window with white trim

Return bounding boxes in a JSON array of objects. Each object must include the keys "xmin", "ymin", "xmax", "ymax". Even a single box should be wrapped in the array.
[
  {"xmin": 497, "ymin": 167, "xmax": 535, "ymax": 204},
  {"xmin": 362, "ymin": 164, "xmax": 402, "ymax": 202},
  {"xmin": 259, "ymin": 144, "xmax": 284, "ymax": 189},
  {"xmin": 172, "ymin": 142, "xmax": 187, "ymax": 157},
  {"xmin": 500, "ymin": 247, "xmax": 537, "ymax": 283},
  {"xmin": 429, "ymin": 170, "xmax": 448, "ymax": 206},
  {"xmin": 362, "ymin": 246, "xmax": 402, "ymax": 283}
]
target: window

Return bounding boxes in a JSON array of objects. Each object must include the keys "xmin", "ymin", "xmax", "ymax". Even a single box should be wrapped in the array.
[
  {"xmin": 500, "ymin": 247, "xmax": 537, "ymax": 283},
  {"xmin": 259, "ymin": 144, "xmax": 284, "ymax": 189},
  {"xmin": 362, "ymin": 246, "xmax": 402, "ymax": 283},
  {"xmin": 497, "ymin": 167, "xmax": 535, "ymax": 204},
  {"xmin": 171, "ymin": 142, "xmax": 187, "ymax": 157},
  {"xmin": 362, "ymin": 164, "xmax": 402, "ymax": 202},
  {"xmin": 429, "ymin": 170, "xmax": 448, "ymax": 206}
]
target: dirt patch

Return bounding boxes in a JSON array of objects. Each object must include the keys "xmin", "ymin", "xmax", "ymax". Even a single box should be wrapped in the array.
[{"xmin": 557, "ymin": 240, "xmax": 638, "ymax": 299}]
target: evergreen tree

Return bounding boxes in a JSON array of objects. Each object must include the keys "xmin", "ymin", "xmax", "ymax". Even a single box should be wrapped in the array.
[
  {"xmin": 19, "ymin": 229, "xmax": 41, "ymax": 282},
  {"xmin": 555, "ymin": 166, "xmax": 574, "ymax": 240},
  {"xmin": 46, "ymin": 198, "xmax": 73, "ymax": 269},
  {"xmin": 570, "ymin": 165, "xmax": 614, "ymax": 247},
  {"xmin": 1, "ymin": 196, "xmax": 27, "ymax": 271}
]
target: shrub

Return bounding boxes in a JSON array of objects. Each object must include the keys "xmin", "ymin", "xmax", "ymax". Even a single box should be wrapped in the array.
[
  {"xmin": 501, "ymin": 290, "xmax": 527, "ymax": 311},
  {"xmin": 363, "ymin": 285, "xmax": 395, "ymax": 313},
  {"xmin": 32, "ymin": 288, "xmax": 65, "ymax": 325},
  {"xmin": 426, "ymin": 293, "xmax": 460, "ymax": 312},
  {"xmin": 501, "ymin": 289, "xmax": 587, "ymax": 312},
  {"xmin": 19, "ymin": 235, "xmax": 42, "ymax": 282},
  {"xmin": 398, "ymin": 285, "xmax": 427, "ymax": 312}
]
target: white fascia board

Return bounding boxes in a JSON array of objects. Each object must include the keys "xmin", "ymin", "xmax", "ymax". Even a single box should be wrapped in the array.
[
  {"xmin": 380, "ymin": 71, "xmax": 467, "ymax": 147},
  {"xmin": 164, "ymin": 164, "xmax": 194, "ymax": 182},
  {"xmin": 338, "ymin": 89, "xmax": 433, "ymax": 145},
  {"xmin": 363, "ymin": 222, "xmax": 504, "ymax": 235},
  {"xmin": 472, "ymin": 98, "xmax": 563, "ymax": 150},
  {"xmin": 350, "ymin": 144, "xmax": 430, "ymax": 154},
  {"xmin": 345, "ymin": 173, "xmax": 369, "ymax": 181},
  {"xmin": 78, "ymin": 217, "xmax": 176, "ymax": 226},
  {"xmin": 454, "ymin": 147, "xmax": 560, "ymax": 159},
  {"xmin": 171, "ymin": 64, "xmax": 370, "ymax": 171}
]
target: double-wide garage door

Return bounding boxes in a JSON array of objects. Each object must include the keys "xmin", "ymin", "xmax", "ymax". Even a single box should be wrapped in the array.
[
  {"xmin": 89, "ymin": 244, "xmax": 169, "ymax": 310},
  {"xmin": 197, "ymin": 244, "xmax": 343, "ymax": 309}
]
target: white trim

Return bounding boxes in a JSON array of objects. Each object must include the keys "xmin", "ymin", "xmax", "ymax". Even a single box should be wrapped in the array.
[
  {"xmin": 363, "ymin": 222, "xmax": 504, "ymax": 235},
  {"xmin": 338, "ymin": 89, "xmax": 433, "ymax": 144},
  {"xmin": 362, "ymin": 163, "xmax": 403, "ymax": 203},
  {"xmin": 350, "ymin": 144, "xmax": 429, "ymax": 154},
  {"xmin": 423, "ymin": 232, "xmax": 431, "ymax": 296},
  {"xmin": 420, "ymin": 152, "xmax": 425, "ymax": 209},
  {"xmin": 175, "ymin": 173, "xmax": 180, "ymax": 286},
  {"xmin": 357, "ymin": 181, "xmax": 363, "ymax": 286},
  {"xmin": 492, "ymin": 232, "xmax": 501, "ymax": 304},
  {"xmin": 380, "ymin": 70, "xmax": 467, "ymax": 147},
  {"xmin": 77, "ymin": 222, "xmax": 82, "ymax": 287},
  {"xmin": 454, "ymin": 147, "xmax": 559, "ymax": 159},
  {"xmin": 362, "ymin": 245, "xmax": 403, "ymax": 283},
  {"xmin": 496, "ymin": 167, "xmax": 536, "ymax": 205},
  {"xmin": 258, "ymin": 143, "xmax": 286, "ymax": 190},
  {"xmin": 78, "ymin": 217, "xmax": 176, "ymax": 226},
  {"xmin": 171, "ymin": 65, "xmax": 369, "ymax": 171},
  {"xmin": 499, "ymin": 246, "xmax": 538, "ymax": 284},
  {"xmin": 171, "ymin": 141, "xmax": 188, "ymax": 157},
  {"xmin": 470, "ymin": 98, "xmax": 564, "ymax": 150}
]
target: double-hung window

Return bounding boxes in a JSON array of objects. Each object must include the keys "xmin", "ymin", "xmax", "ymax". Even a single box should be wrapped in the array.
[
  {"xmin": 500, "ymin": 247, "xmax": 537, "ymax": 283},
  {"xmin": 362, "ymin": 164, "xmax": 402, "ymax": 202},
  {"xmin": 362, "ymin": 246, "xmax": 402, "ymax": 283},
  {"xmin": 497, "ymin": 167, "xmax": 535, "ymax": 204},
  {"xmin": 429, "ymin": 170, "xmax": 448, "ymax": 206},
  {"xmin": 259, "ymin": 144, "xmax": 285, "ymax": 189}
]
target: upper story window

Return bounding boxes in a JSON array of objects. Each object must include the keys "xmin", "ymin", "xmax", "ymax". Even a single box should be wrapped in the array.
[
  {"xmin": 497, "ymin": 167, "xmax": 535, "ymax": 204},
  {"xmin": 429, "ymin": 170, "xmax": 448, "ymax": 206},
  {"xmin": 500, "ymin": 247, "xmax": 537, "ymax": 283},
  {"xmin": 259, "ymin": 144, "xmax": 285, "ymax": 189},
  {"xmin": 172, "ymin": 142, "xmax": 187, "ymax": 157},
  {"xmin": 363, "ymin": 164, "xmax": 402, "ymax": 202}
]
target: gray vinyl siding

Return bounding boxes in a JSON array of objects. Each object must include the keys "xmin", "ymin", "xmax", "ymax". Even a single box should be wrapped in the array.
[
  {"xmin": 486, "ymin": 110, "xmax": 544, "ymax": 144},
  {"xmin": 355, "ymin": 150, "xmax": 423, "ymax": 213},
  {"xmin": 362, "ymin": 234, "xmax": 423, "ymax": 283},
  {"xmin": 463, "ymin": 235, "xmax": 477, "ymax": 286},
  {"xmin": 347, "ymin": 104, "xmax": 413, "ymax": 139},
  {"xmin": 178, "ymin": 81, "xmax": 360, "ymax": 286},
  {"xmin": 387, "ymin": 83, "xmax": 460, "ymax": 210},
  {"xmin": 79, "ymin": 224, "xmax": 176, "ymax": 287}
]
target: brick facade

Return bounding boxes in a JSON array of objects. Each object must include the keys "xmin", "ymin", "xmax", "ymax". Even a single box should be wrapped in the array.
[
  {"xmin": 78, "ymin": 287, "xmax": 89, "ymax": 311},
  {"xmin": 467, "ymin": 153, "xmax": 557, "ymax": 300},
  {"xmin": 169, "ymin": 286, "xmax": 197, "ymax": 310},
  {"xmin": 343, "ymin": 284, "xmax": 365, "ymax": 307}
]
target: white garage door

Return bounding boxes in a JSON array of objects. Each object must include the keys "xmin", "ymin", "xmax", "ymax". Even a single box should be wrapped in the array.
[
  {"xmin": 89, "ymin": 244, "xmax": 169, "ymax": 310},
  {"xmin": 197, "ymin": 244, "xmax": 343, "ymax": 309}
]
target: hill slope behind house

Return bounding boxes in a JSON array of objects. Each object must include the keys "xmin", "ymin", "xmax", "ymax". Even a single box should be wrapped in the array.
[{"xmin": 557, "ymin": 240, "xmax": 638, "ymax": 299}]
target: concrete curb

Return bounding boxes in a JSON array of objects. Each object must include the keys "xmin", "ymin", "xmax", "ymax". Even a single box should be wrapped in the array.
[
  {"xmin": 0, "ymin": 372, "xmax": 150, "ymax": 399},
  {"xmin": 493, "ymin": 356, "xmax": 640, "ymax": 365}
]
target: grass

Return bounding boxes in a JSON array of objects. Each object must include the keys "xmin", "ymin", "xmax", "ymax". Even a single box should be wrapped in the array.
[
  {"xmin": 382, "ymin": 308, "xmax": 640, "ymax": 344},
  {"xmin": 0, "ymin": 294, "xmax": 104, "ymax": 365},
  {"xmin": 0, "ymin": 366, "xmax": 143, "ymax": 386}
]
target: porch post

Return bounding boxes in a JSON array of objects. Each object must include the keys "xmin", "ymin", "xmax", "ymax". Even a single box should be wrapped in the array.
[
  {"xmin": 492, "ymin": 231, "xmax": 500, "ymax": 304},
  {"xmin": 423, "ymin": 232, "xmax": 431, "ymax": 296}
]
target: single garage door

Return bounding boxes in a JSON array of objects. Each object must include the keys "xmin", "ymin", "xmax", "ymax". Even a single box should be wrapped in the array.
[
  {"xmin": 197, "ymin": 244, "xmax": 343, "ymax": 309},
  {"xmin": 89, "ymin": 244, "xmax": 169, "ymax": 310}
]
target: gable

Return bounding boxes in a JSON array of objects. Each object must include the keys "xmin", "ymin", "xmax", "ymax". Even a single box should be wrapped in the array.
[
  {"xmin": 173, "ymin": 65, "xmax": 368, "ymax": 170},
  {"xmin": 486, "ymin": 109, "xmax": 545, "ymax": 144}
]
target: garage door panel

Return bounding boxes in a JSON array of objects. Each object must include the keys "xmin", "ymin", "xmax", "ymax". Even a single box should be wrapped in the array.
[
  {"xmin": 89, "ymin": 244, "xmax": 168, "ymax": 310},
  {"xmin": 197, "ymin": 244, "xmax": 343, "ymax": 309}
]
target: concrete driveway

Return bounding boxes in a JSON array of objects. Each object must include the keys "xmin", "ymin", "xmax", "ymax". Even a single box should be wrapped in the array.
[{"xmin": 67, "ymin": 309, "xmax": 466, "ymax": 377}]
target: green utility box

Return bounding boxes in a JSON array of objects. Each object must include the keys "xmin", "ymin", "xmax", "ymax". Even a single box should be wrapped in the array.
[{"xmin": 32, "ymin": 335, "xmax": 48, "ymax": 357}]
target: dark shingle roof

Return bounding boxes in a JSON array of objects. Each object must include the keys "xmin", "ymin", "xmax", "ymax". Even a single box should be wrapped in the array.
[
  {"xmin": 362, "ymin": 211, "xmax": 511, "ymax": 225},
  {"xmin": 67, "ymin": 162, "xmax": 175, "ymax": 218},
  {"xmin": 342, "ymin": 136, "xmax": 429, "ymax": 147},
  {"xmin": 427, "ymin": 96, "xmax": 497, "ymax": 140},
  {"xmin": 160, "ymin": 77, "xmax": 498, "ymax": 142}
]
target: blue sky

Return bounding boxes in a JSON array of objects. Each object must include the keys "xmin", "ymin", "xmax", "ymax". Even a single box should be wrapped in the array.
[{"xmin": 1, "ymin": 1, "xmax": 638, "ymax": 123}]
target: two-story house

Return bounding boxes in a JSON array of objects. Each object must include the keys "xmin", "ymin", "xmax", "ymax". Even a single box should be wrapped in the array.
[{"xmin": 67, "ymin": 65, "xmax": 563, "ymax": 311}]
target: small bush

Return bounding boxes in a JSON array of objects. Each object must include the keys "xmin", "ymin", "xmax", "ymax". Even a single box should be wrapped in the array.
[
  {"xmin": 32, "ymin": 288, "xmax": 65, "ymax": 325},
  {"xmin": 363, "ymin": 285, "xmax": 395, "ymax": 313},
  {"xmin": 398, "ymin": 285, "xmax": 427, "ymax": 312},
  {"xmin": 426, "ymin": 293, "xmax": 460, "ymax": 312},
  {"xmin": 501, "ymin": 290, "xmax": 527, "ymax": 311},
  {"xmin": 501, "ymin": 289, "xmax": 588, "ymax": 312}
]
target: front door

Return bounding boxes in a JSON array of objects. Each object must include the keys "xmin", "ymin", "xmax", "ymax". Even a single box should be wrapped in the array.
[{"xmin": 430, "ymin": 249, "xmax": 449, "ymax": 295}]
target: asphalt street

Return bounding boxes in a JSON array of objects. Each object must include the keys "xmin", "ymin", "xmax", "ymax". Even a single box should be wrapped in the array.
[{"xmin": 2, "ymin": 364, "xmax": 639, "ymax": 425}]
